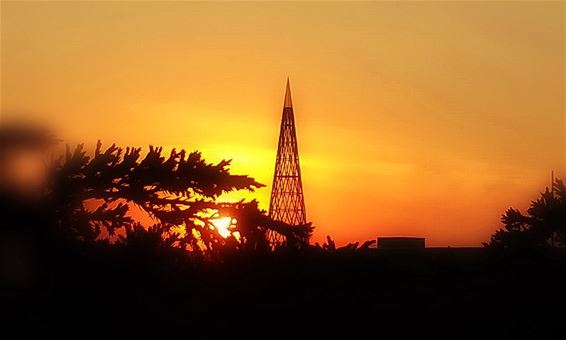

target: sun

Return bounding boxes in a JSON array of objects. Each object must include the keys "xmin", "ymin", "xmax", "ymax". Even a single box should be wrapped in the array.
[{"xmin": 211, "ymin": 216, "xmax": 234, "ymax": 238}]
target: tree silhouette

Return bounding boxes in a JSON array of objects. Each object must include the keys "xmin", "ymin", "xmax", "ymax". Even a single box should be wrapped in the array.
[
  {"xmin": 0, "ymin": 124, "xmax": 313, "ymax": 260},
  {"xmin": 46, "ymin": 141, "xmax": 313, "ymax": 255},
  {"xmin": 486, "ymin": 178, "xmax": 566, "ymax": 249}
]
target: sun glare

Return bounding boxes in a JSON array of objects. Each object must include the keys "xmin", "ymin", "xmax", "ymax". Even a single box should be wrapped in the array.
[{"xmin": 211, "ymin": 216, "xmax": 234, "ymax": 238}]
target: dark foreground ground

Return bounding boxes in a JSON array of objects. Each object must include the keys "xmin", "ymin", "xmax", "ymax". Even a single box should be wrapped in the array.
[{"xmin": 3, "ymin": 245, "xmax": 566, "ymax": 339}]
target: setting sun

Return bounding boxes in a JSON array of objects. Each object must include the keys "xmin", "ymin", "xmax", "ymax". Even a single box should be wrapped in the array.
[{"xmin": 211, "ymin": 216, "xmax": 235, "ymax": 239}]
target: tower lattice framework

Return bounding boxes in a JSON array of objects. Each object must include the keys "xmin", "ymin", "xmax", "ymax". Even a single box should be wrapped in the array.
[{"xmin": 268, "ymin": 79, "xmax": 307, "ymax": 245}]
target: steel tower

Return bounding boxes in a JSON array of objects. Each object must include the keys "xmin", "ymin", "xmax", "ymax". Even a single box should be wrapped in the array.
[{"xmin": 268, "ymin": 78, "xmax": 307, "ymax": 245}]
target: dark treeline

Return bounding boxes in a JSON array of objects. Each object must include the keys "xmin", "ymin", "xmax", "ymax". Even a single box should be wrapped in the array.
[
  {"xmin": 486, "ymin": 178, "xmax": 566, "ymax": 249},
  {"xmin": 1, "ymin": 125, "xmax": 566, "ymax": 339}
]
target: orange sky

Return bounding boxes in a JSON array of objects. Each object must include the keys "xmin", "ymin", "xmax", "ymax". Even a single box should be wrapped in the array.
[{"xmin": 1, "ymin": 1, "xmax": 564, "ymax": 246}]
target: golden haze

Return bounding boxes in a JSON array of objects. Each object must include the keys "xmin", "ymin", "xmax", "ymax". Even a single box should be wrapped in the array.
[{"xmin": 1, "ymin": 1, "xmax": 564, "ymax": 246}]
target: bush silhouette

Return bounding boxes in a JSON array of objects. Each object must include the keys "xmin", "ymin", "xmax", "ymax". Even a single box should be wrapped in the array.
[
  {"xmin": 1, "ymin": 130, "xmax": 313, "ymax": 261},
  {"xmin": 486, "ymin": 178, "xmax": 566, "ymax": 249}
]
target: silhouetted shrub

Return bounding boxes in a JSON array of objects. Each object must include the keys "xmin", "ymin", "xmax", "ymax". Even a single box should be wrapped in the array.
[
  {"xmin": 1, "ymin": 131, "xmax": 312, "ymax": 262},
  {"xmin": 486, "ymin": 179, "xmax": 566, "ymax": 249}
]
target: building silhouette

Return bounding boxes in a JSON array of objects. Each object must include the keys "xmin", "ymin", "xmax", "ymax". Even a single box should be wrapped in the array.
[{"xmin": 268, "ymin": 79, "xmax": 307, "ymax": 245}]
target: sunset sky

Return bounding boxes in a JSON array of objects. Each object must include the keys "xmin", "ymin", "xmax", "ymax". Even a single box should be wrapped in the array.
[{"xmin": 1, "ymin": 1, "xmax": 564, "ymax": 246}]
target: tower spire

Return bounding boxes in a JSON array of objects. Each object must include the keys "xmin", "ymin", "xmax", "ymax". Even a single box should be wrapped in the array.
[
  {"xmin": 284, "ymin": 77, "xmax": 293, "ymax": 108},
  {"xmin": 268, "ymin": 78, "xmax": 307, "ymax": 246}
]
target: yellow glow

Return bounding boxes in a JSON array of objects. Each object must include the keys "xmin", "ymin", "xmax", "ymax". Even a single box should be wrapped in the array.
[{"xmin": 211, "ymin": 217, "xmax": 234, "ymax": 239}]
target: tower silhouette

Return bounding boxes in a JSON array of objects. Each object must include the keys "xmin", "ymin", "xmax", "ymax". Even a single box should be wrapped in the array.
[{"xmin": 268, "ymin": 78, "xmax": 307, "ymax": 245}]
